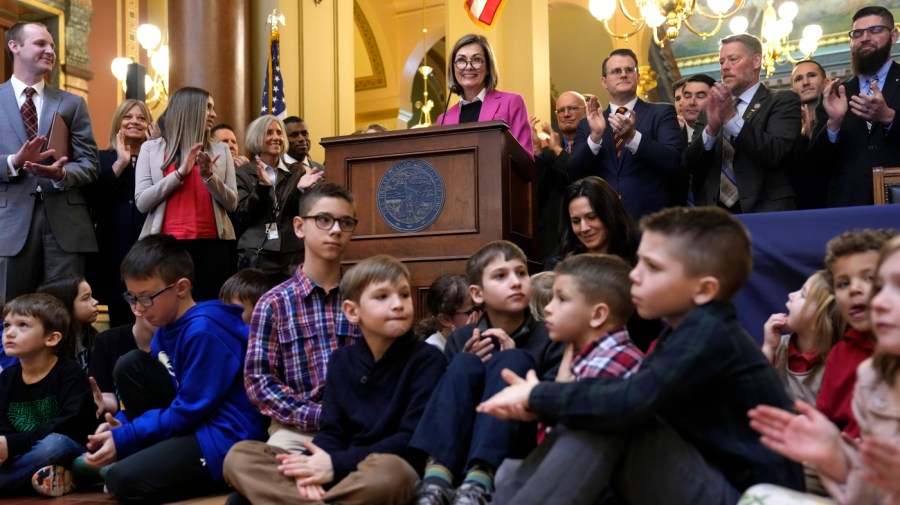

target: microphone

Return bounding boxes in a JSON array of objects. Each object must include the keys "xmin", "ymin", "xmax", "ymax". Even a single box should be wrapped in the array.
[{"xmin": 440, "ymin": 85, "xmax": 461, "ymax": 126}]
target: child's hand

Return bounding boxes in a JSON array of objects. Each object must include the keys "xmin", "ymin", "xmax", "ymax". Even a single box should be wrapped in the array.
[
  {"xmin": 89, "ymin": 377, "xmax": 105, "ymax": 418},
  {"xmin": 861, "ymin": 435, "xmax": 900, "ymax": 493},
  {"xmin": 463, "ymin": 329, "xmax": 495, "ymax": 362},
  {"xmin": 296, "ymin": 482, "xmax": 326, "ymax": 500},
  {"xmin": 477, "ymin": 369, "xmax": 540, "ymax": 421},
  {"xmin": 762, "ymin": 313, "xmax": 788, "ymax": 362},
  {"xmin": 465, "ymin": 307, "xmax": 482, "ymax": 326},
  {"xmin": 0, "ymin": 435, "xmax": 8, "ymax": 465},
  {"xmin": 748, "ymin": 400, "xmax": 846, "ymax": 480},
  {"xmin": 483, "ymin": 328, "xmax": 516, "ymax": 351},
  {"xmin": 556, "ymin": 344, "xmax": 575, "ymax": 383},
  {"xmin": 276, "ymin": 441, "xmax": 334, "ymax": 486},
  {"xmin": 84, "ymin": 430, "xmax": 118, "ymax": 467},
  {"xmin": 88, "ymin": 412, "xmax": 122, "ymax": 451}
]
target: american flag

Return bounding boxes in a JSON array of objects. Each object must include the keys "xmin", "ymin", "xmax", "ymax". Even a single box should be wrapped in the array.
[
  {"xmin": 261, "ymin": 32, "xmax": 286, "ymax": 118},
  {"xmin": 465, "ymin": 0, "xmax": 507, "ymax": 28}
]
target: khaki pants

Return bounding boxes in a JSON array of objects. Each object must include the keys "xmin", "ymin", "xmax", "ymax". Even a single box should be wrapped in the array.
[
  {"xmin": 223, "ymin": 441, "xmax": 418, "ymax": 505},
  {"xmin": 267, "ymin": 420, "xmax": 315, "ymax": 453}
]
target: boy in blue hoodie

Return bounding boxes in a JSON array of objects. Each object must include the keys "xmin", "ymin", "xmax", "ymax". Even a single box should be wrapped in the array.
[{"xmin": 83, "ymin": 234, "xmax": 268, "ymax": 503}]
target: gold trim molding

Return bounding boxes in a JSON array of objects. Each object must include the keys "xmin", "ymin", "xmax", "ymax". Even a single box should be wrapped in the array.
[{"xmin": 354, "ymin": 1, "xmax": 386, "ymax": 91}]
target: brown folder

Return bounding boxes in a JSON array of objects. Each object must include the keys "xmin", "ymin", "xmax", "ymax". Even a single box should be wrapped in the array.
[{"xmin": 46, "ymin": 112, "xmax": 71, "ymax": 161}]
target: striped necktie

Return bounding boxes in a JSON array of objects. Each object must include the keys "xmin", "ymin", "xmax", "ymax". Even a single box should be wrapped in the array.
[
  {"xmin": 613, "ymin": 106, "xmax": 628, "ymax": 158},
  {"xmin": 21, "ymin": 87, "xmax": 38, "ymax": 140},
  {"xmin": 866, "ymin": 75, "xmax": 878, "ymax": 131}
]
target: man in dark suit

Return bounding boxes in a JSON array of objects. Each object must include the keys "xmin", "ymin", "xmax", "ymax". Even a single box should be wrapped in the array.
[
  {"xmin": 683, "ymin": 34, "xmax": 800, "ymax": 213},
  {"xmin": 567, "ymin": 48, "xmax": 683, "ymax": 221},
  {"xmin": 810, "ymin": 6, "xmax": 900, "ymax": 207},
  {"xmin": 789, "ymin": 60, "xmax": 830, "ymax": 209},
  {"xmin": 0, "ymin": 21, "xmax": 99, "ymax": 302},
  {"xmin": 283, "ymin": 116, "xmax": 325, "ymax": 173}
]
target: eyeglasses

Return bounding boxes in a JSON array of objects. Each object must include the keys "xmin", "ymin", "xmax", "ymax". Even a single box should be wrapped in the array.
[
  {"xmin": 301, "ymin": 213, "xmax": 359, "ymax": 232},
  {"xmin": 454, "ymin": 306, "xmax": 481, "ymax": 317},
  {"xmin": 555, "ymin": 105, "xmax": 586, "ymax": 115},
  {"xmin": 848, "ymin": 25, "xmax": 893, "ymax": 39},
  {"xmin": 454, "ymin": 57, "xmax": 485, "ymax": 70},
  {"xmin": 605, "ymin": 66, "xmax": 638, "ymax": 76},
  {"xmin": 123, "ymin": 284, "xmax": 175, "ymax": 308}
]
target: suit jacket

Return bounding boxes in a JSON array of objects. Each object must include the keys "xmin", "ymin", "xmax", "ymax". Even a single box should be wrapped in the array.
[
  {"xmin": 134, "ymin": 138, "xmax": 237, "ymax": 239},
  {"xmin": 683, "ymin": 84, "xmax": 800, "ymax": 212},
  {"xmin": 438, "ymin": 89, "xmax": 534, "ymax": 160},
  {"xmin": 567, "ymin": 99, "xmax": 684, "ymax": 220},
  {"xmin": 810, "ymin": 60, "xmax": 900, "ymax": 207},
  {"xmin": 0, "ymin": 80, "xmax": 100, "ymax": 255},
  {"xmin": 233, "ymin": 160, "xmax": 305, "ymax": 253}
]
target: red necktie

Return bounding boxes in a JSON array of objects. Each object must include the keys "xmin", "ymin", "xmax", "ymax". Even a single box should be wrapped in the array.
[
  {"xmin": 613, "ymin": 106, "xmax": 627, "ymax": 158},
  {"xmin": 21, "ymin": 87, "xmax": 37, "ymax": 140}
]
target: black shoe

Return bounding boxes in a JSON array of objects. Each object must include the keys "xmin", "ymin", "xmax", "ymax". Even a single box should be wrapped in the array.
[
  {"xmin": 452, "ymin": 483, "xmax": 492, "ymax": 505},
  {"xmin": 415, "ymin": 481, "xmax": 454, "ymax": 505}
]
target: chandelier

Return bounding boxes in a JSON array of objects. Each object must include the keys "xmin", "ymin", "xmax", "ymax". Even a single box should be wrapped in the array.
[
  {"xmin": 588, "ymin": 0, "xmax": 746, "ymax": 46},
  {"xmin": 729, "ymin": 0, "xmax": 822, "ymax": 77},
  {"xmin": 110, "ymin": 24, "xmax": 169, "ymax": 109}
]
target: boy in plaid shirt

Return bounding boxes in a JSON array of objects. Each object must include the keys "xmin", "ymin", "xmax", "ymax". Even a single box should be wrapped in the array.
[{"xmin": 549, "ymin": 254, "xmax": 643, "ymax": 384}]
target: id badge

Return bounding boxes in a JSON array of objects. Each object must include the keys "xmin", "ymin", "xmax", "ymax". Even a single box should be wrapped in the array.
[{"xmin": 265, "ymin": 223, "xmax": 279, "ymax": 240}]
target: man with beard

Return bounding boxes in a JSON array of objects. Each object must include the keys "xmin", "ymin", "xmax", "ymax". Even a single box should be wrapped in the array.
[
  {"xmin": 283, "ymin": 116, "xmax": 326, "ymax": 175},
  {"xmin": 810, "ymin": 6, "xmax": 900, "ymax": 206},
  {"xmin": 683, "ymin": 34, "xmax": 800, "ymax": 212},
  {"xmin": 535, "ymin": 91, "xmax": 586, "ymax": 263}
]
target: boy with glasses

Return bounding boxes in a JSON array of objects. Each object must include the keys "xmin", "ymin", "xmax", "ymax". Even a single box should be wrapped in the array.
[
  {"xmin": 234, "ymin": 182, "xmax": 362, "ymax": 460},
  {"xmin": 82, "ymin": 234, "xmax": 267, "ymax": 503}
]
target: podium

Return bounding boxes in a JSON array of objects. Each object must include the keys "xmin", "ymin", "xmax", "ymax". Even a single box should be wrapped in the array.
[{"xmin": 321, "ymin": 121, "xmax": 537, "ymax": 319}]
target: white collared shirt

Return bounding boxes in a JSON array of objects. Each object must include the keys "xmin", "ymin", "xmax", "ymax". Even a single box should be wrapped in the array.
[
  {"xmin": 10, "ymin": 75, "xmax": 45, "ymax": 123},
  {"xmin": 459, "ymin": 88, "xmax": 488, "ymax": 106},
  {"xmin": 587, "ymin": 97, "xmax": 643, "ymax": 154}
]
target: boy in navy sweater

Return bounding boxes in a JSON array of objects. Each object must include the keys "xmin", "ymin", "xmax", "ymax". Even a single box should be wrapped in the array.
[
  {"xmin": 83, "ymin": 234, "xmax": 268, "ymax": 504},
  {"xmin": 225, "ymin": 255, "xmax": 445, "ymax": 504},
  {"xmin": 479, "ymin": 207, "xmax": 804, "ymax": 504}
]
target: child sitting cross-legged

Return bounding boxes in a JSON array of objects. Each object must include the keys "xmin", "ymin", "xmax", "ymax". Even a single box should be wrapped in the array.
[
  {"xmin": 411, "ymin": 240, "xmax": 563, "ymax": 505},
  {"xmin": 224, "ymin": 255, "xmax": 447, "ymax": 504},
  {"xmin": 83, "ymin": 234, "xmax": 268, "ymax": 504},
  {"xmin": 0, "ymin": 294, "xmax": 97, "ymax": 497},
  {"xmin": 478, "ymin": 207, "xmax": 805, "ymax": 505}
]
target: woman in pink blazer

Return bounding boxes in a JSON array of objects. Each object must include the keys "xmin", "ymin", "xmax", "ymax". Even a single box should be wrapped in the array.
[{"xmin": 437, "ymin": 34, "xmax": 534, "ymax": 159}]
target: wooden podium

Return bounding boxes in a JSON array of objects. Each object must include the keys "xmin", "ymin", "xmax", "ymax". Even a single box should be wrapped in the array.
[{"xmin": 321, "ymin": 121, "xmax": 537, "ymax": 319}]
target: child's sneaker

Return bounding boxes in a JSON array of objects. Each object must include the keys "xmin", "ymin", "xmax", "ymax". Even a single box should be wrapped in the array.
[
  {"xmin": 452, "ymin": 482, "xmax": 492, "ymax": 505},
  {"xmin": 31, "ymin": 465, "xmax": 76, "ymax": 497},
  {"xmin": 415, "ymin": 481, "xmax": 454, "ymax": 505}
]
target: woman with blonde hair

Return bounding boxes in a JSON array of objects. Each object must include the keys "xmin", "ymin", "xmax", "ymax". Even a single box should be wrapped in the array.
[
  {"xmin": 233, "ymin": 115, "xmax": 323, "ymax": 280},
  {"xmin": 134, "ymin": 87, "xmax": 237, "ymax": 300},
  {"xmin": 85, "ymin": 99, "xmax": 155, "ymax": 326},
  {"xmin": 437, "ymin": 34, "xmax": 533, "ymax": 159}
]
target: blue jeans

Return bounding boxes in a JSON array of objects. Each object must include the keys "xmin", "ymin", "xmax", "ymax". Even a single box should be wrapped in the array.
[
  {"xmin": 409, "ymin": 350, "xmax": 537, "ymax": 477},
  {"xmin": 0, "ymin": 433, "xmax": 85, "ymax": 494}
]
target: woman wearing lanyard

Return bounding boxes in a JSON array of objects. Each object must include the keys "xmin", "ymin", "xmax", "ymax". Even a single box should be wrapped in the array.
[{"xmin": 233, "ymin": 115, "xmax": 323, "ymax": 281}]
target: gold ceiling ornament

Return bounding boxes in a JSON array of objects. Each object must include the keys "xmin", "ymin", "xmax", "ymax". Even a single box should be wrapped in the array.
[
  {"xmin": 589, "ymin": 0, "xmax": 746, "ymax": 46},
  {"xmin": 728, "ymin": 0, "xmax": 822, "ymax": 77}
]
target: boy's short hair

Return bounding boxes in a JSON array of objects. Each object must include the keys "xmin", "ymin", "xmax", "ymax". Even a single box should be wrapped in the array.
[
  {"xmin": 121, "ymin": 234, "xmax": 194, "ymax": 284},
  {"xmin": 640, "ymin": 207, "xmax": 752, "ymax": 301},
  {"xmin": 555, "ymin": 254, "xmax": 635, "ymax": 325},
  {"xmin": 824, "ymin": 229, "xmax": 898, "ymax": 287},
  {"xmin": 219, "ymin": 268, "xmax": 276, "ymax": 307},
  {"xmin": 341, "ymin": 255, "xmax": 411, "ymax": 303},
  {"xmin": 297, "ymin": 182, "xmax": 356, "ymax": 217},
  {"xmin": 3, "ymin": 294, "xmax": 70, "ymax": 350},
  {"xmin": 466, "ymin": 240, "xmax": 528, "ymax": 287}
]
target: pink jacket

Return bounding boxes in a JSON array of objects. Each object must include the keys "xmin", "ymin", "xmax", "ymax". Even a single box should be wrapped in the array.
[
  {"xmin": 823, "ymin": 358, "xmax": 900, "ymax": 505},
  {"xmin": 438, "ymin": 89, "xmax": 534, "ymax": 160}
]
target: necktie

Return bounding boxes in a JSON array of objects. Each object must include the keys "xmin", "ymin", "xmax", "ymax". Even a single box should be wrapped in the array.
[
  {"xmin": 719, "ymin": 99, "xmax": 741, "ymax": 208},
  {"xmin": 565, "ymin": 140, "xmax": 572, "ymax": 154},
  {"xmin": 21, "ymin": 87, "xmax": 37, "ymax": 140},
  {"xmin": 866, "ymin": 75, "xmax": 878, "ymax": 131},
  {"xmin": 613, "ymin": 106, "xmax": 627, "ymax": 159}
]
